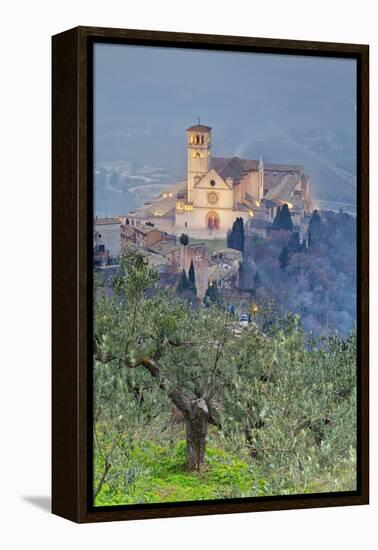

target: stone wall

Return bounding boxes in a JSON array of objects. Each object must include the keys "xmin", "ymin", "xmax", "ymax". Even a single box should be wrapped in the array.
[
  {"xmin": 175, "ymin": 207, "xmax": 250, "ymax": 239},
  {"xmin": 181, "ymin": 243, "xmax": 209, "ymax": 299}
]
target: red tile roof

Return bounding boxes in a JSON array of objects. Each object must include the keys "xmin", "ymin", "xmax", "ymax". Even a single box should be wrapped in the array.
[{"xmin": 211, "ymin": 157, "xmax": 259, "ymax": 185}]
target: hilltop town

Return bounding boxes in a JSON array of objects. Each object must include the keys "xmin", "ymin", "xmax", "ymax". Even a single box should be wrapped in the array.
[{"xmin": 94, "ymin": 123, "xmax": 314, "ymax": 299}]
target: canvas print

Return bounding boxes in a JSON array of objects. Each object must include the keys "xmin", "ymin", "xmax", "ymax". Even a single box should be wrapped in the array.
[{"xmin": 92, "ymin": 43, "xmax": 357, "ymax": 507}]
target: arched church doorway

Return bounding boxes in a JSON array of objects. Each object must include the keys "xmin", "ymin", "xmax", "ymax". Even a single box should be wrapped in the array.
[{"xmin": 206, "ymin": 211, "xmax": 220, "ymax": 230}]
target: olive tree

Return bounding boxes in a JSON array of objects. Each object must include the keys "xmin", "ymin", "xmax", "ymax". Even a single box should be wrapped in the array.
[
  {"xmin": 94, "ymin": 249, "xmax": 356, "ymax": 482},
  {"xmin": 95, "ymin": 250, "xmax": 242, "ymax": 471}
]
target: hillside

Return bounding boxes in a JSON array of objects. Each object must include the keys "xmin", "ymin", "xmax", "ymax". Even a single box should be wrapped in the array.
[{"xmin": 241, "ymin": 209, "xmax": 356, "ymax": 336}]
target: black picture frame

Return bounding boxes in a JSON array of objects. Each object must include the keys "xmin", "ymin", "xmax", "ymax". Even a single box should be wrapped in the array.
[{"xmin": 52, "ymin": 26, "xmax": 369, "ymax": 523}]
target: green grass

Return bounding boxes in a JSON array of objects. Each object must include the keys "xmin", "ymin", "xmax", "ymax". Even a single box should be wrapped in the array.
[
  {"xmin": 303, "ymin": 456, "xmax": 357, "ymax": 495},
  {"xmin": 94, "ymin": 440, "xmax": 268, "ymax": 506},
  {"xmin": 189, "ymin": 238, "xmax": 227, "ymax": 255},
  {"xmin": 94, "ymin": 437, "xmax": 357, "ymax": 507}
]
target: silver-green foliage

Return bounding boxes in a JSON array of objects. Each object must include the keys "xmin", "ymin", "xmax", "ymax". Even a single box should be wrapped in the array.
[{"xmin": 93, "ymin": 249, "xmax": 357, "ymax": 500}]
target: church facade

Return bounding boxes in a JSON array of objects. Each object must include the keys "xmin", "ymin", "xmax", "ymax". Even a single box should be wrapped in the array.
[
  {"xmin": 128, "ymin": 123, "xmax": 312, "ymax": 239},
  {"xmin": 175, "ymin": 124, "xmax": 264, "ymax": 237}
]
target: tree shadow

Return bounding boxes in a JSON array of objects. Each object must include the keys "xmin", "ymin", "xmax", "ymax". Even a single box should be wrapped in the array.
[{"xmin": 22, "ymin": 496, "xmax": 51, "ymax": 513}]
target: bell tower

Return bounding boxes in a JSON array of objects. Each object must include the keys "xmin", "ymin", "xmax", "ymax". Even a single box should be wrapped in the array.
[{"xmin": 186, "ymin": 122, "xmax": 212, "ymax": 202}]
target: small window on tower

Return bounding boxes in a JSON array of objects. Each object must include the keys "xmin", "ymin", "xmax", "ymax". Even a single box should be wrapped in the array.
[{"xmin": 210, "ymin": 180, "xmax": 216, "ymax": 187}]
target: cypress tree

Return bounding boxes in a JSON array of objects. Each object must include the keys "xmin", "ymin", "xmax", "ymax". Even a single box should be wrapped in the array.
[
  {"xmin": 227, "ymin": 217, "xmax": 245, "ymax": 254},
  {"xmin": 273, "ymin": 204, "xmax": 293, "ymax": 231},
  {"xmin": 235, "ymin": 219, "xmax": 240, "ymax": 249},
  {"xmin": 280, "ymin": 204, "xmax": 293, "ymax": 231},
  {"xmin": 188, "ymin": 260, "xmax": 195, "ymax": 286},
  {"xmin": 227, "ymin": 220, "xmax": 237, "ymax": 249},
  {"xmin": 226, "ymin": 229, "xmax": 232, "ymax": 249},
  {"xmin": 308, "ymin": 210, "xmax": 322, "ymax": 247},
  {"xmin": 272, "ymin": 206, "xmax": 282, "ymax": 230},
  {"xmin": 279, "ymin": 245, "xmax": 290, "ymax": 271},
  {"xmin": 239, "ymin": 217, "xmax": 245, "ymax": 254},
  {"xmin": 177, "ymin": 270, "xmax": 190, "ymax": 294},
  {"xmin": 188, "ymin": 260, "xmax": 197, "ymax": 296}
]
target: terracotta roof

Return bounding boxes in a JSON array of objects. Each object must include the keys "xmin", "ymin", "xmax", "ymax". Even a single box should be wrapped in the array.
[
  {"xmin": 187, "ymin": 124, "xmax": 212, "ymax": 132},
  {"xmin": 212, "ymin": 158, "xmax": 304, "ymax": 184},
  {"xmin": 149, "ymin": 241, "xmax": 180, "ymax": 256},
  {"xmin": 122, "ymin": 225, "xmax": 136, "ymax": 237},
  {"xmin": 122, "ymin": 242, "xmax": 170, "ymax": 267},
  {"xmin": 241, "ymin": 158, "xmax": 260, "ymax": 171},
  {"xmin": 141, "ymin": 250, "xmax": 170, "ymax": 268},
  {"xmin": 134, "ymin": 225, "xmax": 159, "ymax": 235},
  {"xmin": 211, "ymin": 157, "xmax": 259, "ymax": 185}
]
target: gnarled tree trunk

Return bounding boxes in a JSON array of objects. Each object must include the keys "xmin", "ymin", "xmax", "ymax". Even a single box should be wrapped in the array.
[
  {"xmin": 168, "ymin": 389, "xmax": 210, "ymax": 472},
  {"xmin": 185, "ymin": 398, "xmax": 209, "ymax": 472}
]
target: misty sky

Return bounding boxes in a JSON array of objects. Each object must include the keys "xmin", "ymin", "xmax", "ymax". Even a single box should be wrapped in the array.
[{"xmin": 94, "ymin": 42, "xmax": 357, "ymax": 207}]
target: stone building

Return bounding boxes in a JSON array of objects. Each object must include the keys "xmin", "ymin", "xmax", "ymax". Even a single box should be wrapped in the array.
[
  {"xmin": 94, "ymin": 218, "xmax": 121, "ymax": 258},
  {"xmin": 146, "ymin": 240, "xmax": 209, "ymax": 299},
  {"xmin": 121, "ymin": 224, "xmax": 173, "ymax": 249},
  {"xmin": 181, "ymin": 243, "xmax": 209, "ymax": 300},
  {"xmin": 127, "ymin": 124, "xmax": 313, "ymax": 239},
  {"xmin": 208, "ymin": 248, "xmax": 242, "ymax": 289},
  {"xmin": 149, "ymin": 241, "xmax": 183, "ymax": 272},
  {"xmin": 245, "ymin": 218, "xmax": 272, "ymax": 239}
]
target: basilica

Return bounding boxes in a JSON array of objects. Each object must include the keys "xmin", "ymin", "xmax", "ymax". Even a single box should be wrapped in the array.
[{"xmin": 128, "ymin": 123, "xmax": 313, "ymax": 239}]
